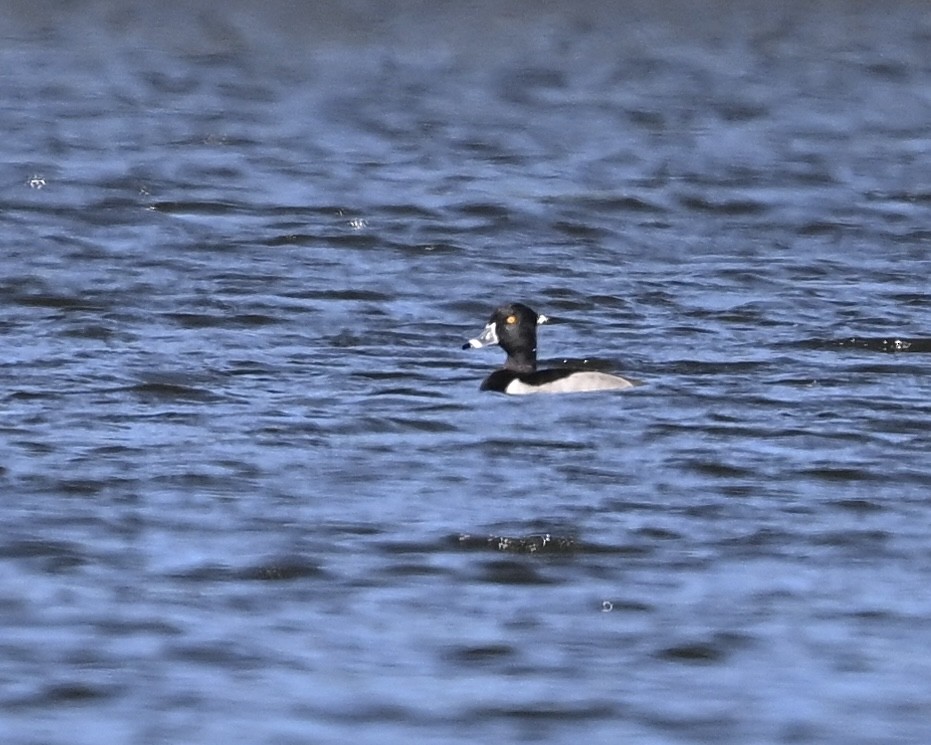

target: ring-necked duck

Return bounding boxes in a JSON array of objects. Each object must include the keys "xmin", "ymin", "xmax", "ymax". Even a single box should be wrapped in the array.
[{"xmin": 464, "ymin": 302, "xmax": 635, "ymax": 394}]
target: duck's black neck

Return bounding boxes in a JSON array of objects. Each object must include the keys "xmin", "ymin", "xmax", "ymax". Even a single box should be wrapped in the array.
[{"xmin": 504, "ymin": 347, "xmax": 537, "ymax": 373}]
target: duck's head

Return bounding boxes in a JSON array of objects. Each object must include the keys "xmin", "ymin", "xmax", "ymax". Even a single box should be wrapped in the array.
[{"xmin": 464, "ymin": 302, "xmax": 548, "ymax": 372}]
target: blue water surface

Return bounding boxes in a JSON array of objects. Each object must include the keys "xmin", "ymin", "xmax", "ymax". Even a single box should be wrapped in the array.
[{"xmin": 2, "ymin": 1, "xmax": 931, "ymax": 743}]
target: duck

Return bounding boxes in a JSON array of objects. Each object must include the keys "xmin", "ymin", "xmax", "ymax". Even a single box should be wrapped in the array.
[{"xmin": 463, "ymin": 302, "xmax": 635, "ymax": 394}]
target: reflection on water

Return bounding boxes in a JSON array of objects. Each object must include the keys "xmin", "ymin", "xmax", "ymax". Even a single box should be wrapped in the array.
[{"xmin": 2, "ymin": 1, "xmax": 931, "ymax": 743}]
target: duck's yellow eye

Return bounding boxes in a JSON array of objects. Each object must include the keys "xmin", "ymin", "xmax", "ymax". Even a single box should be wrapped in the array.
[{"xmin": 506, "ymin": 314, "xmax": 517, "ymax": 325}]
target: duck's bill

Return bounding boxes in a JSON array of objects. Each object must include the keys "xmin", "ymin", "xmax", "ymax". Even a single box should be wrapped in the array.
[{"xmin": 464, "ymin": 321, "xmax": 498, "ymax": 349}]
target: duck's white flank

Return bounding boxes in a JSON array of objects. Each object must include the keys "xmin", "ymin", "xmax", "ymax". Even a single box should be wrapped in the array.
[{"xmin": 504, "ymin": 371, "xmax": 635, "ymax": 394}]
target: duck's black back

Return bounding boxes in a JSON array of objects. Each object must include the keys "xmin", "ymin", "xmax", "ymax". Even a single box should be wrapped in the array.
[{"xmin": 480, "ymin": 367, "xmax": 576, "ymax": 393}]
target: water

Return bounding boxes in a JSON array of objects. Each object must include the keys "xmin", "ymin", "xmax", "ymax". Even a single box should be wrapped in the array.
[{"xmin": 2, "ymin": 1, "xmax": 931, "ymax": 743}]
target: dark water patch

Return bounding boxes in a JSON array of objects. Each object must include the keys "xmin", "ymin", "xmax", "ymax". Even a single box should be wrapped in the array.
[
  {"xmin": 797, "ymin": 220, "xmax": 858, "ymax": 236},
  {"xmin": 264, "ymin": 232, "xmax": 324, "ymax": 247},
  {"xmin": 678, "ymin": 195, "xmax": 768, "ymax": 216},
  {"xmin": 479, "ymin": 438, "xmax": 591, "ymax": 453},
  {"xmin": 379, "ymin": 203, "xmax": 442, "ymax": 219},
  {"xmin": 289, "ymin": 288, "xmax": 393, "ymax": 302},
  {"xmin": 457, "ymin": 533, "xmax": 578, "ymax": 555},
  {"xmin": 813, "ymin": 530, "xmax": 891, "ymax": 550},
  {"xmin": 142, "ymin": 69, "xmax": 201, "ymax": 95},
  {"xmin": 165, "ymin": 640, "xmax": 269, "ymax": 668},
  {"xmin": 318, "ymin": 232, "xmax": 381, "ymax": 249},
  {"xmin": 375, "ymin": 561, "xmax": 452, "ymax": 579},
  {"xmin": 719, "ymin": 528, "xmax": 799, "ymax": 554},
  {"xmin": 830, "ymin": 362, "xmax": 929, "ymax": 377},
  {"xmin": 888, "ymin": 292, "xmax": 931, "ymax": 307},
  {"xmin": 322, "ymin": 702, "xmax": 419, "ymax": 725},
  {"xmin": 6, "ymin": 438, "xmax": 55, "ymax": 455},
  {"xmin": 37, "ymin": 682, "xmax": 115, "ymax": 705},
  {"xmin": 59, "ymin": 322, "xmax": 122, "ymax": 341},
  {"xmin": 360, "ymin": 392, "xmax": 458, "ymax": 410},
  {"xmin": 561, "ymin": 194, "xmax": 664, "ymax": 214},
  {"xmin": 170, "ymin": 556, "xmax": 327, "ymax": 583},
  {"xmin": 600, "ymin": 598, "xmax": 653, "ymax": 613},
  {"xmin": 452, "ymin": 202, "xmax": 513, "ymax": 220},
  {"xmin": 638, "ymin": 711, "xmax": 745, "ymax": 741},
  {"xmin": 369, "ymin": 538, "xmax": 452, "ymax": 556},
  {"xmin": 716, "ymin": 101, "xmax": 767, "ymax": 122},
  {"xmin": 444, "ymin": 643, "xmax": 517, "ymax": 665},
  {"xmin": 664, "ymin": 359, "xmax": 769, "ymax": 375},
  {"xmin": 164, "ymin": 311, "xmax": 280, "ymax": 328},
  {"xmin": 544, "ymin": 293, "xmax": 635, "ymax": 313},
  {"xmin": 772, "ymin": 375, "xmax": 826, "ymax": 387},
  {"xmin": 720, "ymin": 483, "xmax": 765, "ymax": 499},
  {"xmin": 152, "ymin": 469, "xmax": 254, "ymax": 492},
  {"xmin": 126, "ymin": 381, "xmax": 219, "ymax": 402},
  {"xmin": 321, "ymin": 330, "xmax": 370, "ymax": 349},
  {"xmin": 633, "ymin": 526, "xmax": 684, "ymax": 542},
  {"xmin": 477, "ymin": 559, "xmax": 561, "ymax": 585},
  {"xmin": 0, "ymin": 538, "xmax": 89, "ymax": 572},
  {"xmin": 828, "ymin": 498, "xmax": 884, "ymax": 513},
  {"xmin": 863, "ymin": 60, "xmax": 912, "ymax": 80},
  {"xmin": 686, "ymin": 460, "xmax": 757, "ymax": 479},
  {"xmin": 500, "ymin": 65, "xmax": 567, "ymax": 95},
  {"xmin": 829, "ymin": 337, "xmax": 931, "ymax": 353},
  {"xmin": 149, "ymin": 200, "xmax": 250, "ymax": 216},
  {"xmin": 56, "ymin": 478, "xmax": 107, "ymax": 496},
  {"xmin": 92, "ymin": 617, "xmax": 183, "ymax": 638},
  {"xmin": 317, "ymin": 522, "xmax": 385, "ymax": 538},
  {"xmin": 332, "ymin": 413, "xmax": 457, "ymax": 435},
  {"xmin": 237, "ymin": 557, "xmax": 328, "ymax": 582},
  {"xmin": 395, "ymin": 240, "xmax": 462, "ymax": 255},
  {"xmin": 264, "ymin": 204, "xmax": 367, "ymax": 219},
  {"xmin": 683, "ymin": 422, "xmax": 868, "ymax": 444},
  {"xmin": 551, "ymin": 219, "xmax": 612, "ymax": 240},
  {"xmin": 465, "ymin": 700, "xmax": 620, "ymax": 722},
  {"xmin": 800, "ymin": 467, "xmax": 882, "ymax": 483},
  {"xmin": 557, "ymin": 462, "xmax": 632, "ymax": 482},
  {"xmin": 655, "ymin": 640, "xmax": 729, "ymax": 665},
  {"xmin": 10, "ymin": 293, "xmax": 108, "ymax": 312},
  {"xmin": 869, "ymin": 189, "xmax": 931, "ymax": 206},
  {"xmin": 231, "ymin": 313, "xmax": 280, "ymax": 327}
]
